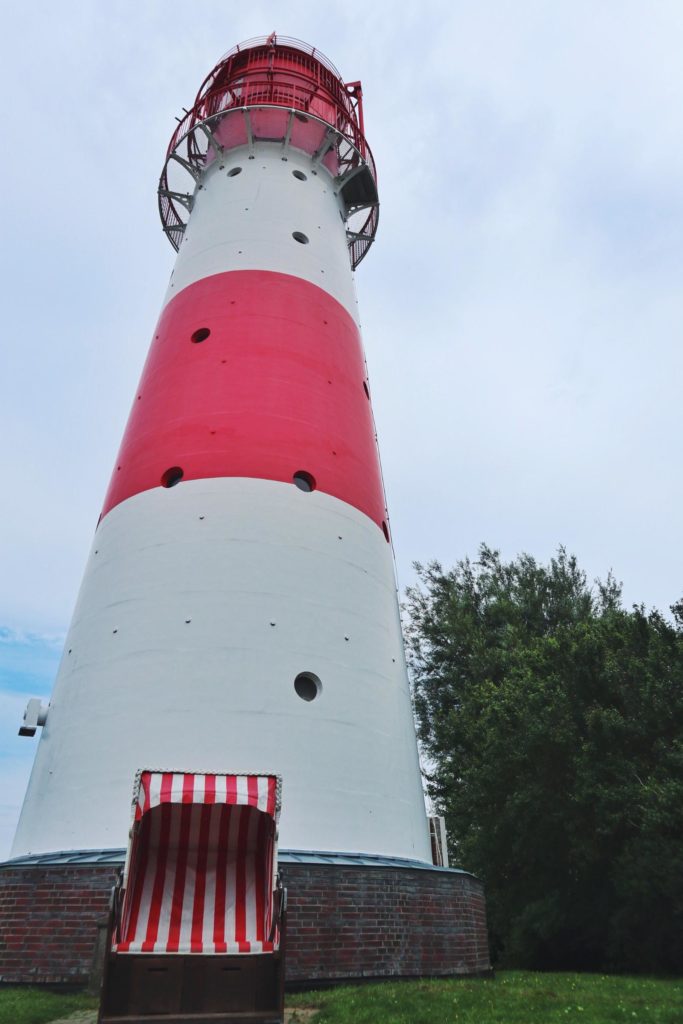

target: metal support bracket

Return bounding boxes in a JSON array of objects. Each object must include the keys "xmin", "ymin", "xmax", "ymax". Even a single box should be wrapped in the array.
[
  {"xmin": 311, "ymin": 127, "xmax": 336, "ymax": 167},
  {"xmin": 159, "ymin": 188, "xmax": 194, "ymax": 212},
  {"xmin": 281, "ymin": 110, "xmax": 294, "ymax": 157},
  {"xmin": 168, "ymin": 152, "xmax": 202, "ymax": 183},
  {"xmin": 197, "ymin": 121, "xmax": 224, "ymax": 158},
  {"xmin": 345, "ymin": 201, "xmax": 376, "ymax": 216},
  {"xmin": 346, "ymin": 230, "xmax": 374, "ymax": 244},
  {"xmin": 335, "ymin": 164, "xmax": 366, "ymax": 190},
  {"xmin": 243, "ymin": 108, "xmax": 254, "ymax": 156},
  {"xmin": 162, "ymin": 222, "xmax": 186, "ymax": 240}
]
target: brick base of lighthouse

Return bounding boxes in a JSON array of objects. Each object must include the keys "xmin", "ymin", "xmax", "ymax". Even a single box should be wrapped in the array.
[
  {"xmin": 283, "ymin": 859, "xmax": 491, "ymax": 983},
  {"xmin": 0, "ymin": 854, "xmax": 490, "ymax": 985}
]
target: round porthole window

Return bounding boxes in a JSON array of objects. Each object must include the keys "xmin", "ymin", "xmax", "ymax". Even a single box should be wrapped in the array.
[
  {"xmin": 292, "ymin": 231, "xmax": 309, "ymax": 244},
  {"xmin": 227, "ymin": 167, "xmax": 242, "ymax": 177},
  {"xmin": 191, "ymin": 327, "xmax": 210, "ymax": 344},
  {"xmin": 161, "ymin": 466, "xmax": 184, "ymax": 488},
  {"xmin": 293, "ymin": 471, "xmax": 316, "ymax": 492},
  {"xmin": 294, "ymin": 672, "xmax": 322, "ymax": 702},
  {"xmin": 292, "ymin": 170, "xmax": 307, "ymax": 181}
]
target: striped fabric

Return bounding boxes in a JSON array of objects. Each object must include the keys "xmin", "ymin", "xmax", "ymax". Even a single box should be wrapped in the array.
[
  {"xmin": 134, "ymin": 772, "xmax": 279, "ymax": 821},
  {"xmin": 114, "ymin": 772, "xmax": 280, "ymax": 954}
]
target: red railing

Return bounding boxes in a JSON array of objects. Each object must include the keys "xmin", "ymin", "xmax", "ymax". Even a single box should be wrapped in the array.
[{"xmin": 191, "ymin": 36, "xmax": 364, "ymax": 153}]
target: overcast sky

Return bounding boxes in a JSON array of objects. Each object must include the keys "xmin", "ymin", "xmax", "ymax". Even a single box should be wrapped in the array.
[{"xmin": 1, "ymin": 1, "xmax": 682, "ymax": 859}]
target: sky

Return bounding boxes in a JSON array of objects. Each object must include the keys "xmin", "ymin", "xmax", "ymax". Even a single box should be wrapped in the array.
[{"xmin": 1, "ymin": 1, "xmax": 682, "ymax": 859}]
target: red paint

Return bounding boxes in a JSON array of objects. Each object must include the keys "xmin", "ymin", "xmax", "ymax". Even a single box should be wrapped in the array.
[
  {"xmin": 101, "ymin": 271, "xmax": 386, "ymax": 530},
  {"xmin": 140, "ymin": 804, "xmax": 171, "ymax": 953},
  {"xmin": 190, "ymin": 805, "xmax": 212, "ymax": 952},
  {"xmin": 167, "ymin": 803, "xmax": 192, "ymax": 952},
  {"xmin": 235, "ymin": 807, "xmax": 248, "ymax": 951},
  {"xmin": 116, "ymin": 815, "xmax": 147, "ymax": 953},
  {"xmin": 212, "ymin": 107, "xmax": 339, "ymax": 175},
  {"xmin": 191, "ymin": 37, "xmax": 367, "ymax": 166},
  {"xmin": 160, "ymin": 772, "xmax": 173, "ymax": 805},
  {"xmin": 254, "ymin": 813, "xmax": 267, "ymax": 942},
  {"xmin": 213, "ymin": 808, "xmax": 229, "ymax": 951}
]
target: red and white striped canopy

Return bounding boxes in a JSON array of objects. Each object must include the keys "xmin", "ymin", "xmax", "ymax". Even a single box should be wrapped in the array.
[
  {"xmin": 115, "ymin": 771, "xmax": 281, "ymax": 955},
  {"xmin": 134, "ymin": 771, "xmax": 280, "ymax": 822}
]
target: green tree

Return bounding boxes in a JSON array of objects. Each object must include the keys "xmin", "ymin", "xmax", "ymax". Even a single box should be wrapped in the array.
[{"xmin": 405, "ymin": 545, "xmax": 683, "ymax": 971}]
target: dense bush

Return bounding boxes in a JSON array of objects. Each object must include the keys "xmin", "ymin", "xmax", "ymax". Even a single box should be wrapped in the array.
[{"xmin": 405, "ymin": 546, "xmax": 683, "ymax": 971}]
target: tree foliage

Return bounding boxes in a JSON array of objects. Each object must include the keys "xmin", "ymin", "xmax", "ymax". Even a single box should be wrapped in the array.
[{"xmin": 405, "ymin": 545, "xmax": 683, "ymax": 972}]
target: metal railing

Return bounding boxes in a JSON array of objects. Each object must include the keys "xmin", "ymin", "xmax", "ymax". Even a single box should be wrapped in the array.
[{"xmin": 158, "ymin": 104, "xmax": 379, "ymax": 268}]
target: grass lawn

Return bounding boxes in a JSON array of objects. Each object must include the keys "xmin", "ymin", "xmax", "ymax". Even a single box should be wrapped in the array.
[
  {"xmin": 1, "ymin": 971, "xmax": 681, "ymax": 1024},
  {"xmin": 288, "ymin": 971, "xmax": 683, "ymax": 1024},
  {"xmin": 0, "ymin": 987, "xmax": 96, "ymax": 1024}
]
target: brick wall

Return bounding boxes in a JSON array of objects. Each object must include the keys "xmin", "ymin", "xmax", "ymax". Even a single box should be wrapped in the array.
[
  {"xmin": 0, "ymin": 860, "xmax": 489, "ymax": 985},
  {"xmin": 281, "ymin": 863, "xmax": 490, "ymax": 982},
  {"xmin": 0, "ymin": 864, "xmax": 115, "ymax": 984}
]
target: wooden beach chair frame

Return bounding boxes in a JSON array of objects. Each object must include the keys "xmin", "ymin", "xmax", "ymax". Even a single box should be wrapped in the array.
[{"xmin": 98, "ymin": 770, "xmax": 286, "ymax": 1023}]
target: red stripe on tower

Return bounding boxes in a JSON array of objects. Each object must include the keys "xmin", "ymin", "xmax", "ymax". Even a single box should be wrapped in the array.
[{"xmin": 101, "ymin": 271, "xmax": 385, "ymax": 529}]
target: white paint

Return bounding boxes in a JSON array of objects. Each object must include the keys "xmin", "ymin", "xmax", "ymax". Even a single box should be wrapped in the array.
[
  {"xmin": 12, "ymin": 479, "xmax": 431, "ymax": 862},
  {"xmin": 164, "ymin": 143, "xmax": 360, "ymax": 325}
]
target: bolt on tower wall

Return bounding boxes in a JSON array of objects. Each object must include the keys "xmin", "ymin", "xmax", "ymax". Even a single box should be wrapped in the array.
[{"xmin": 12, "ymin": 36, "xmax": 432, "ymax": 865}]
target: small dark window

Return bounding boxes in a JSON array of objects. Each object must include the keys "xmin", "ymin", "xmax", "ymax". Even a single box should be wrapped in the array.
[
  {"xmin": 294, "ymin": 672, "xmax": 321, "ymax": 701},
  {"xmin": 292, "ymin": 170, "xmax": 307, "ymax": 181},
  {"xmin": 293, "ymin": 471, "xmax": 316, "ymax": 492},
  {"xmin": 191, "ymin": 328, "xmax": 210, "ymax": 344},
  {"xmin": 161, "ymin": 467, "xmax": 184, "ymax": 488},
  {"xmin": 292, "ymin": 231, "xmax": 309, "ymax": 245},
  {"xmin": 227, "ymin": 167, "xmax": 242, "ymax": 177},
  {"xmin": 382, "ymin": 520, "xmax": 390, "ymax": 542}
]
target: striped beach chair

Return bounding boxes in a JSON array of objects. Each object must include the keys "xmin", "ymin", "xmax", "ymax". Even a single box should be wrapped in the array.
[{"xmin": 98, "ymin": 770, "xmax": 286, "ymax": 1023}]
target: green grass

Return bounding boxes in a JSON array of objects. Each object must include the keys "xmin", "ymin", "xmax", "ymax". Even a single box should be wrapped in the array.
[
  {"xmin": 0, "ymin": 988, "xmax": 96, "ymax": 1024},
  {"xmin": 288, "ymin": 971, "xmax": 683, "ymax": 1024},
  {"xmin": 2, "ymin": 971, "xmax": 682, "ymax": 1024}
]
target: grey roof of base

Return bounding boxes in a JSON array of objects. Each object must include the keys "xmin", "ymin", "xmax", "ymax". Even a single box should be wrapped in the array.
[
  {"xmin": 0, "ymin": 847, "xmax": 474, "ymax": 877},
  {"xmin": 1, "ymin": 848, "xmax": 126, "ymax": 867}
]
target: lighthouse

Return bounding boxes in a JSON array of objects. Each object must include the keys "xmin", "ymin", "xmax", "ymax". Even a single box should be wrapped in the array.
[
  {"xmin": 4, "ymin": 37, "xmax": 489, "ymax": 985},
  {"xmin": 12, "ymin": 35, "xmax": 430, "ymax": 864}
]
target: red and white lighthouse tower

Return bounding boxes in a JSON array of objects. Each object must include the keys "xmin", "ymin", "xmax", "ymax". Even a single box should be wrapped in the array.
[
  {"xmin": 12, "ymin": 36, "xmax": 430, "ymax": 864},
  {"xmin": 5, "ymin": 38, "xmax": 490, "ymax": 985}
]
